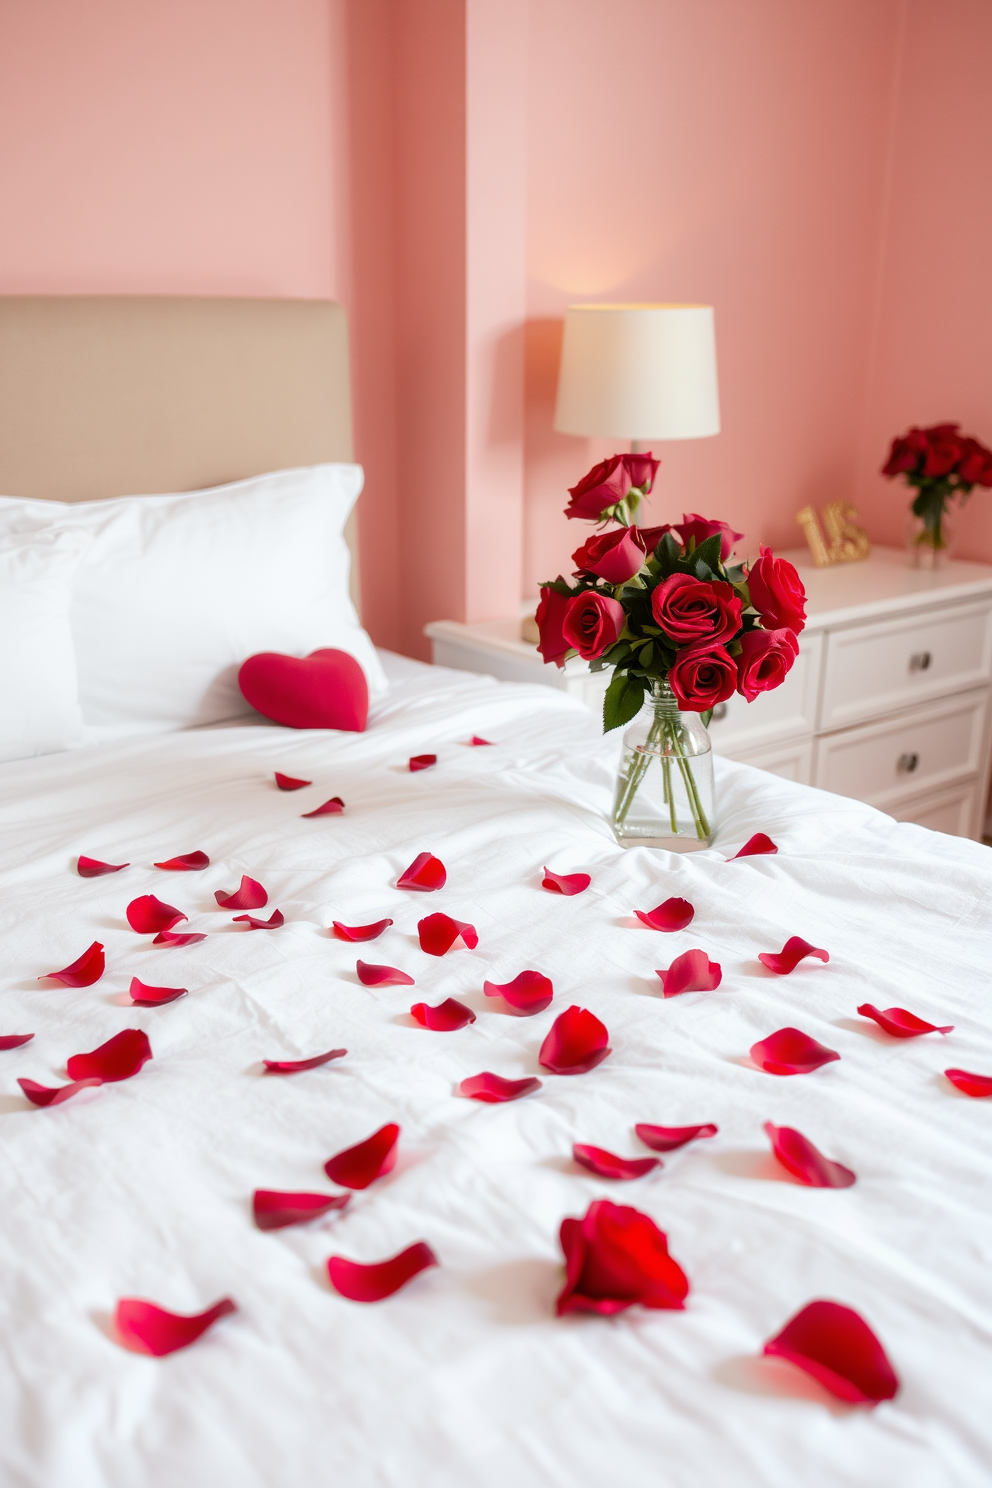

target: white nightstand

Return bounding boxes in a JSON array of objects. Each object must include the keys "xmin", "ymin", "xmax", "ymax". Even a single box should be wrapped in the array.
[{"xmin": 424, "ymin": 548, "xmax": 992, "ymax": 839}]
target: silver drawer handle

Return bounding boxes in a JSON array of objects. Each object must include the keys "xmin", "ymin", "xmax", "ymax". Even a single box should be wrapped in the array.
[
  {"xmin": 909, "ymin": 651, "xmax": 932, "ymax": 672},
  {"xmin": 897, "ymin": 752, "xmax": 920, "ymax": 773},
  {"xmin": 711, "ymin": 702, "xmax": 728, "ymax": 722}
]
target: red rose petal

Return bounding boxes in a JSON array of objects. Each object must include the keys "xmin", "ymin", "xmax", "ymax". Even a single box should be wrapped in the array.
[
  {"xmin": 763, "ymin": 1300, "xmax": 899, "ymax": 1404},
  {"xmin": 410, "ymin": 998, "xmax": 476, "ymax": 1031},
  {"xmin": 77, "ymin": 856, "xmax": 128, "ymax": 877},
  {"xmin": 301, "ymin": 796, "xmax": 345, "ymax": 818},
  {"xmin": 397, "ymin": 852, "xmax": 446, "ymax": 891},
  {"xmin": 758, "ymin": 935, "xmax": 829, "ymax": 975},
  {"xmin": 214, "ymin": 875, "xmax": 268, "ymax": 910},
  {"xmin": 154, "ymin": 851, "xmax": 209, "ymax": 871},
  {"xmin": 275, "ymin": 772, "xmax": 311, "ymax": 790},
  {"xmin": 556, "ymin": 1199, "xmax": 689, "ymax": 1315},
  {"xmin": 459, "ymin": 1072, "xmax": 543, "ymax": 1102},
  {"xmin": 750, "ymin": 1027, "xmax": 840, "ymax": 1076},
  {"xmin": 253, "ymin": 1189, "xmax": 350, "ymax": 1230},
  {"xmin": 115, "ymin": 1297, "xmax": 237, "ymax": 1357},
  {"xmin": 469, "ymin": 736, "xmax": 493, "ymax": 747},
  {"xmin": 542, "ymin": 867, "xmax": 591, "ymax": 896},
  {"xmin": 635, "ymin": 1122, "xmax": 718, "ymax": 1152},
  {"xmin": 0, "ymin": 1033, "xmax": 34, "ymax": 1050},
  {"xmin": 18, "ymin": 1076, "xmax": 102, "ymax": 1106},
  {"xmin": 263, "ymin": 1048, "xmax": 347, "ymax": 1073},
  {"xmin": 153, "ymin": 930, "xmax": 207, "ymax": 946},
  {"xmin": 324, "ymin": 1122, "xmax": 400, "ymax": 1189},
  {"xmin": 655, "ymin": 949, "xmax": 722, "ymax": 997},
  {"xmin": 327, "ymin": 1241, "xmax": 438, "ymax": 1302},
  {"xmin": 732, "ymin": 833, "xmax": 778, "ymax": 858},
  {"xmin": 332, "ymin": 919, "xmax": 393, "ymax": 942},
  {"xmin": 409, "ymin": 754, "xmax": 436, "ymax": 772},
  {"xmin": 67, "ymin": 1028, "xmax": 152, "ymax": 1082},
  {"xmin": 233, "ymin": 910, "xmax": 285, "ymax": 930},
  {"xmin": 573, "ymin": 1144, "xmax": 660, "ymax": 1180},
  {"xmin": 483, "ymin": 970, "xmax": 554, "ymax": 1015},
  {"xmin": 764, "ymin": 1122, "xmax": 856, "ymax": 1188},
  {"xmin": 858, "ymin": 1003, "xmax": 953, "ymax": 1038},
  {"xmin": 129, "ymin": 977, "xmax": 187, "ymax": 1007},
  {"xmin": 634, "ymin": 897, "xmax": 694, "ymax": 932},
  {"xmin": 945, "ymin": 1067, "xmax": 992, "ymax": 1098},
  {"xmin": 40, "ymin": 941, "xmax": 105, "ymax": 986},
  {"xmin": 356, "ymin": 960, "xmax": 415, "ymax": 987},
  {"xmin": 126, "ymin": 895, "xmax": 187, "ymax": 934},
  {"xmin": 539, "ymin": 1005, "xmax": 611, "ymax": 1075},
  {"xmin": 417, "ymin": 912, "xmax": 478, "ymax": 956}
]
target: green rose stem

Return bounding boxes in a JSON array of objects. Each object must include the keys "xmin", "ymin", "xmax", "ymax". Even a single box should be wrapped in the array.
[{"xmin": 613, "ymin": 679, "xmax": 711, "ymax": 840}]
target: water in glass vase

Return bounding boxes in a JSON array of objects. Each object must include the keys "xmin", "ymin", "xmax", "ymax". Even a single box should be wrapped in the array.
[{"xmin": 611, "ymin": 679, "xmax": 714, "ymax": 851}]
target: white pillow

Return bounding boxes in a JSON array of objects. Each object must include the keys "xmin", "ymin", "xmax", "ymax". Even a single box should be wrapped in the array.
[
  {"xmin": 0, "ymin": 529, "xmax": 90, "ymax": 763},
  {"xmin": 0, "ymin": 465, "xmax": 386, "ymax": 736}
]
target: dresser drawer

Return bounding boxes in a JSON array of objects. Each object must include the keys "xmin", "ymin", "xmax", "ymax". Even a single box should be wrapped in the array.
[
  {"xmin": 819, "ymin": 599, "xmax": 992, "ymax": 729},
  {"xmin": 812, "ymin": 691, "xmax": 990, "ymax": 810}
]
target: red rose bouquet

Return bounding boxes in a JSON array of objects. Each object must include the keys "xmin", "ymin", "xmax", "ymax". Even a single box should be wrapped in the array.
[{"xmin": 882, "ymin": 423, "xmax": 992, "ymax": 558}]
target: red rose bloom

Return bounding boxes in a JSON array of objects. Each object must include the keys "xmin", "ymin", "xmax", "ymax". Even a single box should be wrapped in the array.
[
  {"xmin": 958, "ymin": 436, "xmax": 992, "ymax": 487},
  {"xmin": 736, "ymin": 627, "xmax": 799, "ymax": 702},
  {"xmin": 882, "ymin": 428, "xmax": 927, "ymax": 477},
  {"xmin": 746, "ymin": 545, "xmax": 807, "ymax": 635},
  {"xmin": 635, "ymin": 523, "xmax": 677, "ymax": 554},
  {"xmin": 923, "ymin": 423, "xmax": 964, "ymax": 477},
  {"xmin": 565, "ymin": 455, "xmax": 632, "ymax": 521},
  {"xmin": 622, "ymin": 451, "xmax": 660, "ymax": 493},
  {"xmin": 651, "ymin": 572, "xmax": 742, "ymax": 647},
  {"xmin": 572, "ymin": 526, "xmax": 646, "ymax": 584},
  {"xmin": 677, "ymin": 513, "xmax": 744, "ymax": 561},
  {"xmin": 668, "ymin": 645, "xmax": 737, "ymax": 711},
  {"xmin": 535, "ymin": 585, "xmax": 571, "ymax": 668},
  {"xmin": 556, "ymin": 1199, "xmax": 689, "ymax": 1316},
  {"xmin": 562, "ymin": 591, "xmax": 625, "ymax": 660}
]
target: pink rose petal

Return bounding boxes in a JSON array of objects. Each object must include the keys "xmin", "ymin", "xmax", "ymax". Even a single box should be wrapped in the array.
[
  {"xmin": 750, "ymin": 1027, "xmax": 840, "ymax": 1076},
  {"xmin": 275, "ymin": 772, "xmax": 311, "ymax": 790},
  {"xmin": 332, "ymin": 919, "xmax": 393, "ymax": 942},
  {"xmin": 541, "ymin": 867, "xmax": 591, "ymax": 896},
  {"xmin": 397, "ymin": 852, "xmax": 446, "ymax": 891},
  {"xmin": 233, "ymin": 910, "xmax": 285, "ymax": 930},
  {"xmin": 327, "ymin": 1242, "xmax": 438, "ymax": 1302},
  {"xmin": 858, "ymin": 1004, "xmax": 953, "ymax": 1038},
  {"xmin": 18, "ymin": 1076, "xmax": 102, "ymax": 1106},
  {"xmin": 40, "ymin": 941, "xmax": 105, "ymax": 987},
  {"xmin": 410, "ymin": 998, "xmax": 476, "ymax": 1031},
  {"xmin": 301, "ymin": 796, "xmax": 345, "ymax": 817},
  {"xmin": 153, "ymin": 930, "xmax": 207, "ymax": 946},
  {"xmin": 126, "ymin": 896, "xmax": 187, "ymax": 934},
  {"xmin": 539, "ymin": 1005, "xmax": 611, "ymax": 1075},
  {"xmin": 409, "ymin": 754, "xmax": 436, "ymax": 772},
  {"xmin": 253, "ymin": 1189, "xmax": 350, "ymax": 1230},
  {"xmin": 115, "ymin": 1297, "xmax": 237, "ymax": 1356},
  {"xmin": 417, "ymin": 912, "xmax": 478, "ymax": 956},
  {"xmin": 764, "ymin": 1122, "xmax": 856, "ymax": 1188},
  {"xmin": 945, "ymin": 1067, "xmax": 992, "ymax": 1098},
  {"xmin": 572, "ymin": 1144, "xmax": 660, "ymax": 1180},
  {"xmin": 763, "ymin": 1300, "xmax": 899, "ymax": 1404},
  {"xmin": 732, "ymin": 833, "xmax": 778, "ymax": 858},
  {"xmin": 634, "ymin": 897, "xmax": 695, "ymax": 932},
  {"xmin": 325, "ymin": 1123, "xmax": 399, "ymax": 1189},
  {"xmin": 459, "ymin": 1072, "xmax": 543, "ymax": 1102},
  {"xmin": 356, "ymin": 960, "xmax": 415, "ymax": 987},
  {"xmin": 483, "ymin": 970, "xmax": 554, "ymax": 1015},
  {"xmin": 758, "ymin": 936, "xmax": 829, "ymax": 975},
  {"xmin": 214, "ymin": 875, "xmax": 268, "ymax": 910},
  {"xmin": 67, "ymin": 1028, "xmax": 152, "ymax": 1082},
  {"xmin": 263, "ymin": 1048, "xmax": 347, "ymax": 1073},
  {"xmin": 0, "ymin": 1033, "xmax": 34, "ymax": 1050},
  {"xmin": 129, "ymin": 977, "xmax": 187, "ymax": 1007},
  {"xmin": 154, "ymin": 851, "xmax": 209, "ymax": 871},
  {"xmin": 77, "ymin": 856, "xmax": 128, "ymax": 877},
  {"xmin": 635, "ymin": 1122, "xmax": 718, "ymax": 1152},
  {"xmin": 655, "ymin": 949, "xmax": 722, "ymax": 997},
  {"xmin": 469, "ymin": 736, "xmax": 493, "ymax": 747}
]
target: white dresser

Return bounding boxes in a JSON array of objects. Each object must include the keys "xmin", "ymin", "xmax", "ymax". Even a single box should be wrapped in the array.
[{"xmin": 424, "ymin": 549, "xmax": 992, "ymax": 839}]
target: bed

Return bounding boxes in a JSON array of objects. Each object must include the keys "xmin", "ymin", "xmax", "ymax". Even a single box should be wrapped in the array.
[{"xmin": 1, "ymin": 298, "xmax": 990, "ymax": 1488}]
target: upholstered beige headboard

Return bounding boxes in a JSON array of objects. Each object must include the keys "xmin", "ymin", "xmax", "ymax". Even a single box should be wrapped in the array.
[{"xmin": 0, "ymin": 295, "xmax": 360, "ymax": 607}]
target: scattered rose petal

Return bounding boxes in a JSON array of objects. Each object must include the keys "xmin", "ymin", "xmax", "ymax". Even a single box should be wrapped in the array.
[
  {"xmin": 40, "ymin": 941, "xmax": 105, "ymax": 987},
  {"xmin": 635, "ymin": 1123, "xmax": 718, "ymax": 1152},
  {"xmin": 263, "ymin": 1048, "xmax": 347, "ymax": 1073},
  {"xmin": 469, "ymin": 736, "xmax": 492, "ymax": 747},
  {"xmin": 115, "ymin": 1297, "xmax": 236, "ymax": 1357},
  {"xmin": 655, "ymin": 949, "xmax": 722, "ymax": 997},
  {"xmin": 332, "ymin": 919, "xmax": 393, "ymax": 942},
  {"xmin": 356, "ymin": 960, "xmax": 415, "ymax": 986},
  {"xmin": 126, "ymin": 895, "xmax": 187, "ymax": 934},
  {"xmin": 732, "ymin": 833, "xmax": 778, "ymax": 858},
  {"xmin": 397, "ymin": 852, "xmax": 446, "ymax": 891},
  {"xmin": 77, "ymin": 856, "xmax": 128, "ymax": 877},
  {"xmin": 324, "ymin": 1123, "xmax": 400, "ymax": 1189},
  {"xmin": 945, "ymin": 1067, "xmax": 992, "ymax": 1098},
  {"xmin": 750, "ymin": 1028, "xmax": 840, "ymax": 1076},
  {"xmin": 759, "ymin": 936, "xmax": 829, "ymax": 974},
  {"xmin": 18, "ymin": 1076, "xmax": 101, "ymax": 1106},
  {"xmin": 634, "ymin": 898, "xmax": 694, "ymax": 932},
  {"xmin": 154, "ymin": 851, "xmax": 209, "ymax": 871},
  {"xmin": 233, "ymin": 910, "xmax": 285, "ymax": 930},
  {"xmin": 459, "ymin": 1072, "xmax": 542, "ymax": 1102},
  {"xmin": 302, "ymin": 797, "xmax": 345, "ymax": 817},
  {"xmin": 275, "ymin": 772, "xmax": 311, "ymax": 790},
  {"xmin": 483, "ymin": 970, "xmax": 553, "ymax": 1015},
  {"xmin": 556, "ymin": 1199, "xmax": 689, "ymax": 1315},
  {"xmin": 327, "ymin": 1242, "xmax": 438, "ymax": 1302},
  {"xmin": 858, "ymin": 1004, "xmax": 953, "ymax": 1038},
  {"xmin": 763, "ymin": 1300, "xmax": 899, "ymax": 1404},
  {"xmin": 0, "ymin": 1033, "xmax": 34, "ymax": 1050},
  {"xmin": 67, "ymin": 1028, "xmax": 152, "ymax": 1082},
  {"xmin": 417, "ymin": 912, "xmax": 478, "ymax": 956},
  {"xmin": 539, "ymin": 1005, "xmax": 611, "ymax": 1075},
  {"xmin": 409, "ymin": 754, "xmax": 436, "ymax": 772},
  {"xmin": 153, "ymin": 930, "xmax": 207, "ymax": 946},
  {"xmin": 573, "ymin": 1144, "xmax": 660, "ymax": 1180},
  {"xmin": 542, "ymin": 867, "xmax": 591, "ymax": 896},
  {"xmin": 253, "ymin": 1189, "xmax": 350, "ymax": 1230},
  {"xmin": 214, "ymin": 875, "xmax": 267, "ymax": 910},
  {"xmin": 129, "ymin": 977, "xmax": 187, "ymax": 1007},
  {"xmin": 764, "ymin": 1122, "xmax": 856, "ymax": 1188},
  {"xmin": 410, "ymin": 998, "xmax": 476, "ymax": 1031}
]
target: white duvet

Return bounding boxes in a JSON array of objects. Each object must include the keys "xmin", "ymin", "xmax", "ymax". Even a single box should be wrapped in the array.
[{"xmin": 1, "ymin": 654, "xmax": 990, "ymax": 1488}]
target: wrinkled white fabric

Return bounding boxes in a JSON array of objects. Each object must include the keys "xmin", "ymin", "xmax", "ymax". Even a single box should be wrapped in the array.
[{"xmin": 0, "ymin": 654, "xmax": 990, "ymax": 1488}]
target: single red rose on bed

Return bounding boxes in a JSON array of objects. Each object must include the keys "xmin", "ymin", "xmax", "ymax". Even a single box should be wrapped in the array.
[
  {"xmin": 678, "ymin": 513, "xmax": 744, "ymax": 561},
  {"xmin": 233, "ymin": 910, "xmax": 284, "ymax": 930},
  {"xmin": 417, "ymin": 912, "xmax": 478, "ymax": 956},
  {"xmin": 746, "ymin": 546, "xmax": 807, "ymax": 635},
  {"xmin": 556, "ymin": 1199, "xmax": 689, "ymax": 1316},
  {"xmin": 565, "ymin": 454, "xmax": 632, "ymax": 521},
  {"xmin": 758, "ymin": 935, "xmax": 829, "ymax": 975},
  {"xmin": 623, "ymin": 451, "xmax": 660, "ymax": 493},
  {"xmin": 239, "ymin": 648, "xmax": 368, "ymax": 731},
  {"xmin": 763, "ymin": 1300, "xmax": 899, "ymax": 1405},
  {"xmin": 572, "ymin": 1144, "xmax": 660, "ymax": 1181},
  {"xmin": 944, "ymin": 1067, "xmax": 992, "ymax": 1098},
  {"xmin": 483, "ymin": 970, "xmax": 554, "ymax": 1015},
  {"xmin": 301, "ymin": 796, "xmax": 345, "ymax": 818},
  {"xmin": 153, "ymin": 929, "xmax": 207, "ymax": 946},
  {"xmin": 115, "ymin": 1297, "xmax": 237, "ymax": 1357},
  {"xmin": 332, "ymin": 918, "xmax": 392, "ymax": 942},
  {"xmin": 397, "ymin": 852, "xmax": 446, "ymax": 891},
  {"xmin": 356, "ymin": 960, "xmax": 415, "ymax": 986},
  {"xmin": 458, "ymin": 1072, "xmax": 543, "ymax": 1102},
  {"xmin": 410, "ymin": 997, "xmax": 476, "ymax": 1031},
  {"xmin": 736, "ymin": 627, "xmax": 799, "ymax": 703},
  {"xmin": 129, "ymin": 977, "xmax": 187, "ymax": 1007},
  {"xmin": 327, "ymin": 1242, "xmax": 438, "ymax": 1303},
  {"xmin": 0, "ymin": 1033, "xmax": 34, "ymax": 1050},
  {"xmin": 572, "ymin": 526, "xmax": 646, "ymax": 584},
  {"xmin": 324, "ymin": 1122, "xmax": 400, "ymax": 1189},
  {"xmin": 535, "ymin": 585, "xmax": 572, "ymax": 668},
  {"xmin": 750, "ymin": 1028, "xmax": 840, "ymax": 1076},
  {"xmin": 857, "ymin": 1004, "xmax": 953, "ymax": 1038},
  {"xmin": 67, "ymin": 1028, "xmax": 152, "ymax": 1083},
  {"xmin": 764, "ymin": 1122, "xmax": 856, "ymax": 1189},
  {"xmin": 409, "ymin": 754, "xmax": 437, "ymax": 772},
  {"xmin": 732, "ymin": 833, "xmax": 778, "ymax": 858},
  {"xmin": 562, "ymin": 591, "xmax": 625, "ymax": 661},
  {"xmin": 215, "ymin": 875, "xmax": 268, "ymax": 911},
  {"xmin": 651, "ymin": 573, "xmax": 742, "ymax": 647},
  {"xmin": 263, "ymin": 1048, "xmax": 347, "ymax": 1073},
  {"xmin": 539, "ymin": 1006, "xmax": 610, "ymax": 1075},
  {"xmin": 40, "ymin": 941, "xmax": 105, "ymax": 987},
  {"xmin": 635, "ymin": 1122, "xmax": 718, "ymax": 1152},
  {"xmin": 253, "ymin": 1189, "xmax": 351, "ymax": 1230},
  {"xmin": 154, "ymin": 851, "xmax": 209, "ymax": 871},
  {"xmin": 126, "ymin": 895, "xmax": 187, "ymax": 934},
  {"xmin": 655, "ymin": 949, "xmax": 722, "ymax": 997},
  {"xmin": 668, "ymin": 644, "xmax": 737, "ymax": 711},
  {"xmin": 634, "ymin": 897, "xmax": 694, "ymax": 932},
  {"xmin": 18, "ymin": 1076, "xmax": 102, "ymax": 1107},
  {"xmin": 77, "ymin": 856, "xmax": 128, "ymax": 877},
  {"xmin": 274, "ymin": 771, "xmax": 311, "ymax": 790},
  {"xmin": 542, "ymin": 867, "xmax": 591, "ymax": 895}
]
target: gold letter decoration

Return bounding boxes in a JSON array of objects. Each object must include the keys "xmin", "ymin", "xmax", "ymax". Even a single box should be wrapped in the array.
[{"xmin": 795, "ymin": 502, "xmax": 870, "ymax": 567}]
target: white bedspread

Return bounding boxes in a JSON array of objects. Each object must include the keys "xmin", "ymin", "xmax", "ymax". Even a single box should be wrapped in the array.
[{"xmin": 1, "ymin": 654, "xmax": 990, "ymax": 1488}]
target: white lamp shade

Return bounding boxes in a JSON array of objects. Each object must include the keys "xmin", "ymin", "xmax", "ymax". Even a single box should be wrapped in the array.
[{"xmin": 554, "ymin": 303, "xmax": 720, "ymax": 440}]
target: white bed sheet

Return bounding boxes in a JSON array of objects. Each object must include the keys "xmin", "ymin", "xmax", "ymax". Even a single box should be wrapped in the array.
[{"xmin": 1, "ymin": 653, "xmax": 990, "ymax": 1488}]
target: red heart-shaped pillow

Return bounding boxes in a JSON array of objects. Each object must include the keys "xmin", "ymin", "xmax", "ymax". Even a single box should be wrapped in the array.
[{"xmin": 238, "ymin": 649, "xmax": 369, "ymax": 732}]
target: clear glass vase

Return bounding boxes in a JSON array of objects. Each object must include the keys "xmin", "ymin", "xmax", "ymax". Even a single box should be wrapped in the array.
[
  {"xmin": 906, "ymin": 508, "xmax": 956, "ymax": 569},
  {"xmin": 611, "ymin": 679, "xmax": 715, "ymax": 851}
]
